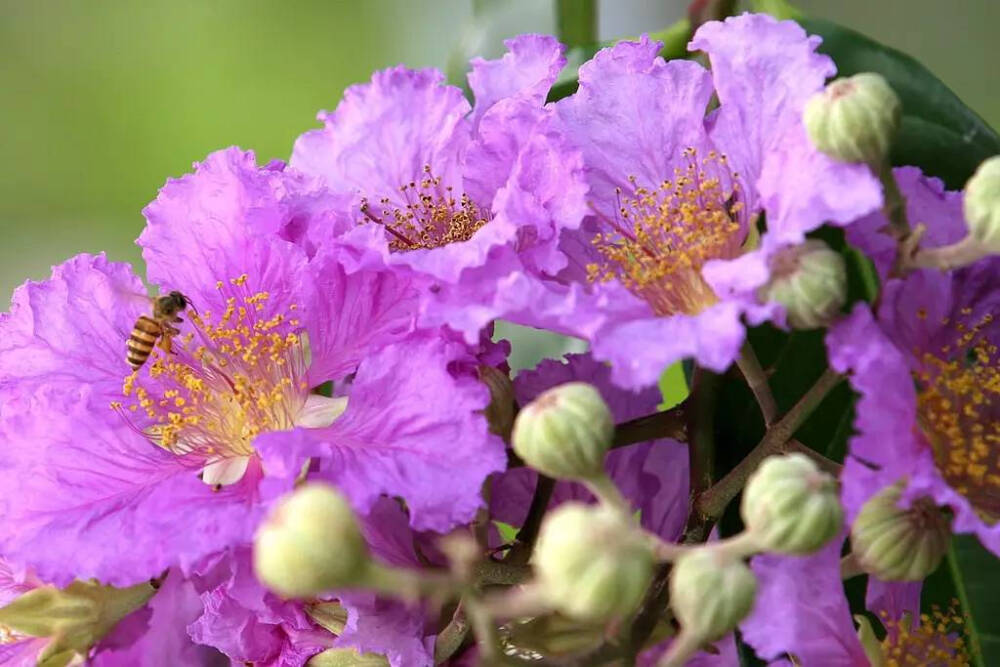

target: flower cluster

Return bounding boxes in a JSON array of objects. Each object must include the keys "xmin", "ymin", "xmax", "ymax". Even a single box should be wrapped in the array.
[{"xmin": 1, "ymin": 11, "xmax": 997, "ymax": 667}]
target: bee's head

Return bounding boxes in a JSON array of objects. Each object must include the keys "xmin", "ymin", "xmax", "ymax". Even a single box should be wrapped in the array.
[{"xmin": 160, "ymin": 291, "xmax": 189, "ymax": 315}]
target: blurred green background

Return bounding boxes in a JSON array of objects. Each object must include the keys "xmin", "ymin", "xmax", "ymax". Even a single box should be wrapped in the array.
[{"xmin": 2, "ymin": 0, "xmax": 997, "ymax": 368}]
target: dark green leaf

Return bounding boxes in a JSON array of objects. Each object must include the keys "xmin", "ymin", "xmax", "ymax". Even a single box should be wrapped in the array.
[
  {"xmin": 800, "ymin": 18, "xmax": 1000, "ymax": 189},
  {"xmin": 947, "ymin": 535, "xmax": 1000, "ymax": 666}
]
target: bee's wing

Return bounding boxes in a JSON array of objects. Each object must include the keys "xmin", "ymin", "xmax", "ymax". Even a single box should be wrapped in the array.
[{"xmin": 108, "ymin": 286, "xmax": 154, "ymax": 339}]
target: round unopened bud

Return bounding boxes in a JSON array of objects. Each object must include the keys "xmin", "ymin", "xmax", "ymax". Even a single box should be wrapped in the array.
[
  {"xmin": 963, "ymin": 155, "xmax": 1000, "ymax": 250},
  {"xmin": 478, "ymin": 365, "xmax": 516, "ymax": 439},
  {"xmin": 850, "ymin": 481, "xmax": 951, "ymax": 581},
  {"xmin": 254, "ymin": 483, "xmax": 369, "ymax": 597},
  {"xmin": 804, "ymin": 72, "xmax": 901, "ymax": 166},
  {"xmin": 670, "ymin": 548, "xmax": 757, "ymax": 641},
  {"xmin": 742, "ymin": 453, "xmax": 843, "ymax": 555},
  {"xmin": 512, "ymin": 382, "xmax": 613, "ymax": 480},
  {"xmin": 533, "ymin": 502, "xmax": 653, "ymax": 621},
  {"xmin": 762, "ymin": 240, "xmax": 846, "ymax": 330}
]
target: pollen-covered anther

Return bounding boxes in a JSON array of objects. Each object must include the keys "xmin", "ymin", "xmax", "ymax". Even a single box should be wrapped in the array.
[
  {"xmin": 586, "ymin": 149, "xmax": 744, "ymax": 316},
  {"xmin": 876, "ymin": 603, "xmax": 969, "ymax": 666},
  {"xmin": 915, "ymin": 313, "xmax": 1000, "ymax": 521},
  {"xmin": 116, "ymin": 282, "xmax": 311, "ymax": 479},
  {"xmin": 360, "ymin": 165, "xmax": 491, "ymax": 252}
]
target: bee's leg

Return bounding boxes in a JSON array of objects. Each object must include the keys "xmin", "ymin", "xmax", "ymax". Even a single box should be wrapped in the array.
[
  {"xmin": 158, "ymin": 335, "xmax": 174, "ymax": 354},
  {"xmin": 173, "ymin": 316, "xmax": 184, "ymax": 323}
]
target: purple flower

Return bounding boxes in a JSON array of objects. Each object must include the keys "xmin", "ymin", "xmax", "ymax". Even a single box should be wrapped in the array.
[
  {"xmin": 0, "ymin": 148, "xmax": 503, "ymax": 586},
  {"xmin": 506, "ymin": 14, "xmax": 880, "ymax": 389},
  {"xmin": 490, "ymin": 353, "xmax": 688, "ymax": 542},
  {"xmin": 187, "ymin": 549, "xmax": 333, "ymax": 666},
  {"xmin": 741, "ymin": 537, "xmax": 966, "ymax": 665},
  {"xmin": 826, "ymin": 169, "xmax": 1000, "ymax": 554},
  {"xmin": 289, "ymin": 35, "xmax": 590, "ymax": 343}
]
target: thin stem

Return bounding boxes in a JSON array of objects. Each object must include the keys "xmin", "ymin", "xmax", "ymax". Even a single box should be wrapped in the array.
[
  {"xmin": 841, "ymin": 553, "xmax": 865, "ymax": 580},
  {"xmin": 657, "ymin": 629, "xmax": 704, "ymax": 667},
  {"xmin": 904, "ymin": 232, "xmax": 992, "ymax": 272},
  {"xmin": 612, "ymin": 404, "xmax": 689, "ymax": 449},
  {"xmin": 736, "ymin": 341, "xmax": 777, "ymax": 426},
  {"xmin": 786, "ymin": 439, "xmax": 843, "ymax": 477},
  {"xmin": 583, "ymin": 472, "xmax": 630, "ymax": 514},
  {"xmin": 465, "ymin": 597, "xmax": 499, "ymax": 662},
  {"xmin": 505, "ymin": 475, "xmax": 555, "ymax": 565},
  {"xmin": 695, "ymin": 368, "xmax": 842, "ymax": 521},
  {"xmin": 878, "ymin": 162, "xmax": 911, "ymax": 241},
  {"xmin": 433, "ymin": 601, "xmax": 469, "ymax": 664}
]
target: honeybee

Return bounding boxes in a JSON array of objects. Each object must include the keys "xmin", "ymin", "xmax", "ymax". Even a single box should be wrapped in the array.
[{"xmin": 126, "ymin": 291, "xmax": 190, "ymax": 370}]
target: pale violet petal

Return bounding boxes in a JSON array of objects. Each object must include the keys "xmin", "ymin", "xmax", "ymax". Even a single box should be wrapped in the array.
[
  {"xmin": 295, "ymin": 395, "xmax": 349, "ymax": 429},
  {"xmin": 201, "ymin": 456, "xmax": 251, "ymax": 487}
]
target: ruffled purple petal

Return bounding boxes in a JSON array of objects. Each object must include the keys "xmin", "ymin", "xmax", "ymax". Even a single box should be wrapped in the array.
[
  {"xmin": 689, "ymin": 14, "xmax": 832, "ymax": 211},
  {"xmin": 0, "ymin": 394, "xmax": 265, "ymax": 586},
  {"xmin": 189, "ymin": 549, "xmax": 332, "ymax": 665},
  {"xmin": 555, "ymin": 36, "xmax": 715, "ymax": 221},
  {"xmin": 0, "ymin": 638, "xmax": 46, "ymax": 666},
  {"xmin": 140, "ymin": 148, "xmax": 332, "ymax": 312},
  {"xmin": 591, "ymin": 301, "xmax": 746, "ymax": 389},
  {"xmin": 468, "ymin": 34, "xmax": 565, "ymax": 126},
  {"xmin": 0, "ymin": 254, "xmax": 144, "ymax": 408},
  {"xmin": 304, "ymin": 247, "xmax": 418, "ymax": 384},
  {"xmin": 741, "ymin": 538, "xmax": 867, "ymax": 665},
  {"xmin": 93, "ymin": 572, "xmax": 223, "ymax": 667},
  {"xmin": 291, "ymin": 67, "xmax": 470, "ymax": 206},
  {"xmin": 257, "ymin": 334, "xmax": 505, "ymax": 532},
  {"xmin": 335, "ymin": 592, "xmax": 434, "ymax": 667},
  {"xmin": 490, "ymin": 354, "xmax": 688, "ymax": 540}
]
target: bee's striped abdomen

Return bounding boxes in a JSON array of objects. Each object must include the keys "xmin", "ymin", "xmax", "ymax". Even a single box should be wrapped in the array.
[{"xmin": 127, "ymin": 315, "xmax": 162, "ymax": 370}]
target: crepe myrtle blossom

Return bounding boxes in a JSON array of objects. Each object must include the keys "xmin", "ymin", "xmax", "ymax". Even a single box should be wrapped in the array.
[
  {"xmin": 742, "ymin": 538, "xmax": 967, "ymax": 664},
  {"xmin": 469, "ymin": 14, "xmax": 877, "ymax": 390},
  {"xmin": 827, "ymin": 167, "xmax": 1000, "ymax": 555},
  {"xmin": 288, "ymin": 34, "xmax": 590, "ymax": 342},
  {"xmin": 0, "ymin": 148, "xmax": 505, "ymax": 588}
]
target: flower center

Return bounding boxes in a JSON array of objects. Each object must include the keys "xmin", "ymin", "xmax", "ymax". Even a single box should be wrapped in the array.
[
  {"xmin": 360, "ymin": 165, "xmax": 491, "ymax": 252},
  {"xmin": 113, "ymin": 275, "xmax": 310, "ymax": 478},
  {"xmin": 878, "ymin": 604, "xmax": 968, "ymax": 666},
  {"xmin": 914, "ymin": 311, "xmax": 1000, "ymax": 522},
  {"xmin": 586, "ymin": 149, "xmax": 745, "ymax": 317}
]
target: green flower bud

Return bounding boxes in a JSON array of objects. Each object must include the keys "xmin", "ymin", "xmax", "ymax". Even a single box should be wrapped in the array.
[
  {"xmin": 533, "ymin": 503, "xmax": 653, "ymax": 622},
  {"xmin": 307, "ymin": 648, "xmax": 389, "ymax": 666},
  {"xmin": 512, "ymin": 382, "xmax": 613, "ymax": 481},
  {"xmin": 253, "ymin": 483, "xmax": 370, "ymax": 597},
  {"xmin": 0, "ymin": 579, "xmax": 155, "ymax": 663},
  {"xmin": 804, "ymin": 72, "xmax": 901, "ymax": 166},
  {"xmin": 670, "ymin": 548, "xmax": 757, "ymax": 641},
  {"xmin": 478, "ymin": 365, "xmax": 516, "ymax": 439},
  {"xmin": 741, "ymin": 453, "xmax": 843, "ymax": 555},
  {"xmin": 963, "ymin": 155, "xmax": 1000, "ymax": 250},
  {"xmin": 762, "ymin": 240, "xmax": 847, "ymax": 330},
  {"xmin": 850, "ymin": 481, "xmax": 951, "ymax": 581}
]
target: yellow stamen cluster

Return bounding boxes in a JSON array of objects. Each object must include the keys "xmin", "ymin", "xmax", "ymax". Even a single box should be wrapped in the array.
[
  {"xmin": 879, "ymin": 603, "xmax": 968, "ymax": 666},
  {"xmin": 360, "ymin": 165, "xmax": 490, "ymax": 252},
  {"xmin": 915, "ymin": 310, "xmax": 1000, "ymax": 521},
  {"xmin": 587, "ymin": 148, "xmax": 744, "ymax": 316},
  {"xmin": 115, "ymin": 277, "xmax": 309, "ymax": 461}
]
